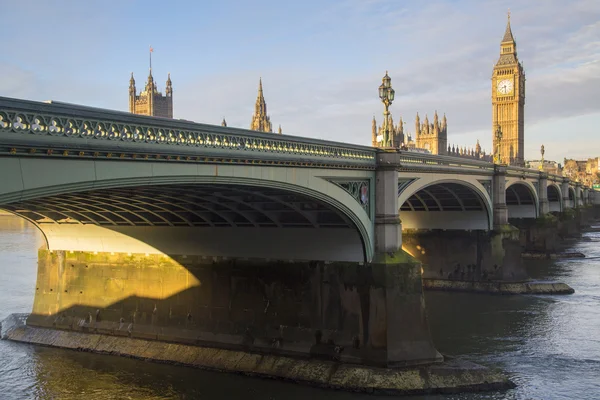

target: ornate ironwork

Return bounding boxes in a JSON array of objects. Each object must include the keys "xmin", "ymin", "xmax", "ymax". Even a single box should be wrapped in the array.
[
  {"xmin": 478, "ymin": 179, "xmax": 492, "ymax": 197},
  {"xmin": 398, "ymin": 178, "xmax": 417, "ymax": 196},
  {"xmin": 532, "ymin": 180, "xmax": 539, "ymax": 196},
  {"xmin": 329, "ymin": 180, "xmax": 370, "ymax": 215},
  {"xmin": 0, "ymin": 98, "xmax": 376, "ymax": 168}
]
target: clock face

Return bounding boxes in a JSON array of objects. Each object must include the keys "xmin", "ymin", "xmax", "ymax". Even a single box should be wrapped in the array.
[{"xmin": 497, "ymin": 79, "xmax": 514, "ymax": 95}]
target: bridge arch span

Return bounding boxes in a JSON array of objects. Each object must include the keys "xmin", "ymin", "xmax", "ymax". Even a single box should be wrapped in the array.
[
  {"xmin": 578, "ymin": 188, "xmax": 584, "ymax": 206},
  {"xmin": 398, "ymin": 178, "xmax": 493, "ymax": 231},
  {"xmin": 506, "ymin": 181, "xmax": 539, "ymax": 219},
  {"xmin": 547, "ymin": 183, "xmax": 563, "ymax": 212},
  {"xmin": 568, "ymin": 187, "xmax": 576, "ymax": 207},
  {"xmin": 0, "ymin": 160, "xmax": 374, "ymax": 262}
]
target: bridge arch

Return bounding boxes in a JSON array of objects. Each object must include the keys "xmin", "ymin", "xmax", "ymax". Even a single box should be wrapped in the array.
[
  {"xmin": 547, "ymin": 183, "xmax": 563, "ymax": 212},
  {"xmin": 569, "ymin": 187, "xmax": 576, "ymax": 207},
  {"xmin": 0, "ymin": 161, "xmax": 374, "ymax": 263},
  {"xmin": 506, "ymin": 181, "xmax": 539, "ymax": 219},
  {"xmin": 578, "ymin": 188, "xmax": 584, "ymax": 206},
  {"xmin": 398, "ymin": 179, "xmax": 492, "ymax": 230}
]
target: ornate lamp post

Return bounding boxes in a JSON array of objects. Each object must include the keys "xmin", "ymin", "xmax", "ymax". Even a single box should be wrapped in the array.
[
  {"xmin": 378, "ymin": 71, "xmax": 395, "ymax": 148},
  {"xmin": 494, "ymin": 125, "xmax": 503, "ymax": 164},
  {"xmin": 539, "ymin": 144, "xmax": 545, "ymax": 170}
]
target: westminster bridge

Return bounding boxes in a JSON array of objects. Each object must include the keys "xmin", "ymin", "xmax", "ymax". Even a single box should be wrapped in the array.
[{"xmin": 0, "ymin": 96, "xmax": 596, "ymax": 375}]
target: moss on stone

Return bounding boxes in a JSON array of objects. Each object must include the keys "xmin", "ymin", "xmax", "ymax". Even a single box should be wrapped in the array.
[
  {"xmin": 535, "ymin": 213, "xmax": 559, "ymax": 227},
  {"xmin": 372, "ymin": 250, "xmax": 420, "ymax": 265}
]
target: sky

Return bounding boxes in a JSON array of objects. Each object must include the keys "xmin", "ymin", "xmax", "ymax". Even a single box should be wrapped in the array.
[{"xmin": 0, "ymin": 0, "xmax": 598, "ymax": 163}]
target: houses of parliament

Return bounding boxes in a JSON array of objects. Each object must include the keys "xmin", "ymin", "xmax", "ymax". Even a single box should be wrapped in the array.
[
  {"xmin": 128, "ymin": 67, "xmax": 282, "ymax": 134},
  {"xmin": 371, "ymin": 13, "xmax": 525, "ymax": 166},
  {"xmin": 128, "ymin": 13, "xmax": 524, "ymax": 166}
]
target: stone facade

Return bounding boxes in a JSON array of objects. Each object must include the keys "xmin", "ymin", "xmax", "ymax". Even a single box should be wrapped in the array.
[
  {"xmin": 528, "ymin": 159, "xmax": 563, "ymax": 175},
  {"xmin": 28, "ymin": 250, "xmax": 442, "ymax": 368},
  {"xmin": 563, "ymin": 158, "xmax": 600, "ymax": 187},
  {"xmin": 492, "ymin": 14, "xmax": 525, "ymax": 166},
  {"xmin": 129, "ymin": 71, "xmax": 173, "ymax": 118},
  {"xmin": 371, "ymin": 113, "xmax": 490, "ymax": 161},
  {"xmin": 415, "ymin": 112, "xmax": 447, "ymax": 155}
]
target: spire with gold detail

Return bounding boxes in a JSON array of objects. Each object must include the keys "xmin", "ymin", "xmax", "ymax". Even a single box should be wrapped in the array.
[
  {"xmin": 221, "ymin": 117, "xmax": 227, "ymax": 127},
  {"xmin": 250, "ymin": 78, "xmax": 273, "ymax": 132},
  {"xmin": 502, "ymin": 10, "xmax": 515, "ymax": 44},
  {"xmin": 496, "ymin": 10, "xmax": 518, "ymax": 66},
  {"xmin": 278, "ymin": 125, "xmax": 282, "ymax": 134}
]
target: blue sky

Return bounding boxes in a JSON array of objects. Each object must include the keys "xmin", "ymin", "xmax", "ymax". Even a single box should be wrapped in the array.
[{"xmin": 1, "ymin": 0, "xmax": 598, "ymax": 162}]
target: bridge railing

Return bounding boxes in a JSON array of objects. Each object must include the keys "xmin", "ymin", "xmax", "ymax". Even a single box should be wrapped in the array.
[
  {"xmin": 0, "ymin": 96, "xmax": 377, "ymax": 169},
  {"xmin": 395, "ymin": 151, "xmax": 496, "ymax": 174}
]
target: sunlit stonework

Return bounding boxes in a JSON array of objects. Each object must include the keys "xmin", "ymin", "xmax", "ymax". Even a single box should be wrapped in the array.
[
  {"xmin": 129, "ymin": 70, "xmax": 173, "ymax": 119},
  {"xmin": 250, "ymin": 78, "xmax": 278, "ymax": 133}
]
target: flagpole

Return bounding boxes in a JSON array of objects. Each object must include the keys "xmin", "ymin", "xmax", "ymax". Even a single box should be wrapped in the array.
[{"xmin": 149, "ymin": 46, "xmax": 152, "ymax": 72}]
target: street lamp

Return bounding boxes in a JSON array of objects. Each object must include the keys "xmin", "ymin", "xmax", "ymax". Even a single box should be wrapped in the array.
[
  {"xmin": 539, "ymin": 144, "xmax": 545, "ymax": 170},
  {"xmin": 378, "ymin": 71, "xmax": 395, "ymax": 148},
  {"xmin": 494, "ymin": 125, "xmax": 503, "ymax": 164}
]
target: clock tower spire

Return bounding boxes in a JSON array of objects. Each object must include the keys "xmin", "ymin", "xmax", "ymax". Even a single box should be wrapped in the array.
[{"xmin": 492, "ymin": 10, "xmax": 525, "ymax": 166}]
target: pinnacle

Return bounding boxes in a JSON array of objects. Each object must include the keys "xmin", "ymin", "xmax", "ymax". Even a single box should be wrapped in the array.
[{"xmin": 502, "ymin": 12, "xmax": 515, "ymax": 43}]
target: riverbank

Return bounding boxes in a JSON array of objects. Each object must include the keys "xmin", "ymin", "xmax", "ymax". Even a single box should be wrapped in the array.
[{"xmin": 2, "ymin": 314, "xmax": 514, "ymax": 396}]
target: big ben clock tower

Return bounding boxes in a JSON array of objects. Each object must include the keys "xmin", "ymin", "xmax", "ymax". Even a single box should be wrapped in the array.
[{"xmin": 492, "ymin": 12, "xmax": 525, "ymax": 166}]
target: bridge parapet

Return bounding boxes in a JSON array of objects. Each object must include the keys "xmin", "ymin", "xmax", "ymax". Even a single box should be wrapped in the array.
[
  {"xmin": 396, "ymin": 152, "xmax": 496, "ymax": 175},
  {"xmin": 0, "ymin": 96, "xmax": 376, "ymax": 169}
]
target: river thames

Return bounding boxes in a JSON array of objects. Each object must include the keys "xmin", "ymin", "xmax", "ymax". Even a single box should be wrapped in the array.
[{"xmin": 0, "ymin": 214, "xmax": 599, "ymax": 399}]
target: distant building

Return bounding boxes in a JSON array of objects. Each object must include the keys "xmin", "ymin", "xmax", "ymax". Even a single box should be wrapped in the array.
[
  {"xmin": 528, "ymin": 160, "xmax": 563, "ymax": 175},
  {"xmin": 563, "ymin": 158, "xmax": 600, "ymax": 186},
  {"xmin": 370, "ymin": 113, "xmax": 491, "ymax": 161},
  {"xmin": 129, "ymin": 70, "xmax": 173, "ymax": 118}
]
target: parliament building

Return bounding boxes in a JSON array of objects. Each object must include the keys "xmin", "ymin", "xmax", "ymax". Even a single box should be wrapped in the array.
[{"xmin": 371, "ymin": 13, "xmax": 523, "ymax": 165}]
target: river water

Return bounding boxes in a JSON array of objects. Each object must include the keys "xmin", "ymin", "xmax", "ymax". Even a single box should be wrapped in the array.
[{"xmin": 0, "ymin": 214, "xmax": 599, "ymax": 400}]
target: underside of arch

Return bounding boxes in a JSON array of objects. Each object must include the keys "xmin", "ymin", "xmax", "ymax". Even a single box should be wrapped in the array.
[
  {"xmin": 547, "ymin": 185, "xmax": 562, "ymax": 212},
  {"xmin": 400, "ymin": 182, "xmax": 490, "ymax": 230},
  {"xmin": 506, "ymin": 183, "xmax": 537, "ymax": 219},
  {"xmin": 1, "ymin": 183, "xmax": 367, "ymax": 262}
]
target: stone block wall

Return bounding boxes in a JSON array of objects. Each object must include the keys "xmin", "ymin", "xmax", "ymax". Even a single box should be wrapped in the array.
[{"xmin": 27, "ymin": 250, "xmax": 440, "ymax": 368}]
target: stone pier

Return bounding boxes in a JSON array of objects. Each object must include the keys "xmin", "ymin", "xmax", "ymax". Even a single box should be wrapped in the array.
[{"xmin": 27, "ymin": 249, "xmax": 442, "ymax": 368}]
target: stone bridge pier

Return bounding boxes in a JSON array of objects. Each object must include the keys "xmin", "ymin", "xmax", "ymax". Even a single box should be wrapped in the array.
[{"xmin": 402, "ymin": 165, "xmax": 527, "ymax": 288}]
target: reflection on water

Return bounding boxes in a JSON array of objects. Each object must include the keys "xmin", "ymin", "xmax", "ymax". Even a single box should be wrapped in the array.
[{"xmin": 0, "ymin": 214, "xmax": 599, "ymax": 399}]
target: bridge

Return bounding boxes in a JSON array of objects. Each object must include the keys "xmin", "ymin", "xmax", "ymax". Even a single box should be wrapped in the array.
[{"xmin": 0, "ymin": 96, "xmax": 596, "ymax": 369}]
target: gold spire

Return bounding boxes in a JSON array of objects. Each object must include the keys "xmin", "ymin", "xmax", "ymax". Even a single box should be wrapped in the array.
[
  {"xmin": 502, "ymin": 10, "xmax": 515, "ymax": 43},
  {"xmin": 250, "ymin": 77, "xmax": 272, "ymax": 132}
]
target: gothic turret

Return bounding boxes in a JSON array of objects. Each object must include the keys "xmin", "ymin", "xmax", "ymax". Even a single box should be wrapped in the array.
[
  {"xmin": 129, "ymin": 73, "xmax": 136, "ymax": 94},
  {"xmin": 250, "ymin": 78, "xmax": 273, "ymax": 132},
  {"xmin": 221, "ymin": 118, "xmax": 227, "ymax": 127},
  {"xmin": 128, "ymin": 73, "xmax": 136, "ymax": 113},
  {"xmin": 166, "ymin": 73, "xmax": 172, "ymax": 97},
  {"xmin": 371, "ymin": 116, "xmax": 377, "ymax": 146},
  {"xmin": 415, "ymin": 113, "xmax": 420, "ymax": 136},
  {"xmin": 128, "ymin": 51, "xmax": 173, "ymax": 118}
]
